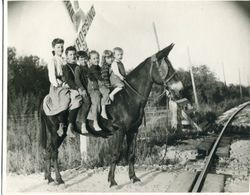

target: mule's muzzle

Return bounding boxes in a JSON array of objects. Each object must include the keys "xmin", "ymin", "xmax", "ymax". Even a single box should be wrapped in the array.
[{"xmin": 167, "ymin": 81, "xmax": 184, "ymax": 99}]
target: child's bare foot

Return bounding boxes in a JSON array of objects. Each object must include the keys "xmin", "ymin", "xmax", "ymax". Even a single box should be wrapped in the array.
[
  {"xmin": 93, "ymin": 120, "xmax": 102, "ymax": 131},
  {"xmin": 109, "ymin": 94, "xmax": 114, "ymax": 101},
  {"xmin": 67, "ymin": 123, "xmax": 75, "ymax": 138},
  {"xmin": 57, "ymin": 123, "xmax": 64, "ymax": 136},
  {"xmin": 101, "ymin": 106, "xmax": 108, "ymax": 119},
  {"xmin": 80, "ymin": 123, "xmax": 88, "ymax": 134}
]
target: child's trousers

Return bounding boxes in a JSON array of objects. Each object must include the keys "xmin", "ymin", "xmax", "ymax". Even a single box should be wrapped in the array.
[
  {"xmin": 87, "ymin": 89, "xmax": 101, "ymax": 121},
  {"xmin": 98, "ymin": 81, "xmax": 111, "ymax": 106}
]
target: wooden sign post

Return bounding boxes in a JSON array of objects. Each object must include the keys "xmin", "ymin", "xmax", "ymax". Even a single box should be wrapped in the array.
[{"xmin": 63, "ymin": 0, "xmax": 96, "ymax": 164}]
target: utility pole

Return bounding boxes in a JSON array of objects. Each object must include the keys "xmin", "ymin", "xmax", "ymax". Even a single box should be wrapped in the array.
[
  {"xmin": 153, "ymin": 22, "xmax": 160, "ymax": 51},
  {"xmin": 152, "ymin": 21, "xmax": 168, "ymax": 106},
  {"xmin": 187, "ymin": 47, "xmax": 199, "ymax": 111},
  {"xmin": 247, "ymin": 75, "xmax": 250, "ymax": 96},
  {"xmin": 222, "ymin": 62, "xmax": 227, "ymax": 87},
  {"xmin": 239, "ymin": 69, "xmax": 243, "ymax": 99},
  {"xmin": 152, "ymin": 22, "xmax": 170, "ymax": 128}
]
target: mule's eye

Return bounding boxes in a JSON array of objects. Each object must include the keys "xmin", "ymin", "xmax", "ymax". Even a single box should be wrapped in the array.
[{"xmin": 159, "ymin": 59, "xmax": 168, "ymax": 80}]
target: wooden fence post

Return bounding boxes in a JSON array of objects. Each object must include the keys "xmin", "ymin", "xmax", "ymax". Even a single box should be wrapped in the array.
[{"xmin": 34, "ymin": 111, "xmax": 41, "ymax": 170}]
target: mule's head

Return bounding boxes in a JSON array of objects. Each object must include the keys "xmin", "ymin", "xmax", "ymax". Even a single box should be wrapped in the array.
[{"xmin": 150, "ymin": 43, "xmax": 183, "ymax": 98}]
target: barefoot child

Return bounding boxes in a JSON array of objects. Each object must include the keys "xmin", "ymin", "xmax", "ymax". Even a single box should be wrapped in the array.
[
  {"xmin": 86, "ymin": 50, "xmax": 103, "ymax": 130},
  {"xmin": 99, "ymin": 50, "xmax": 115, "ymax": 119},
  {"xmin": 109, "ymin": 47, "xmax": 126, "ymax": 101},
  {"xmin": 62, "ymin": 46, "xmax": 82, "ymax": 137}
]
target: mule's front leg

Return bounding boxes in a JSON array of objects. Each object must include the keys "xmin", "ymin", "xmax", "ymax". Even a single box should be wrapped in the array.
[
  {"xmin": 127, "ymin": 131, "xmax": 141, "ymax": 183},
  {"xmin": 108, "ymin": 131, "xmax": 125, "ymax": 187},
  {"xmin": 52, "ymin": 152, "xmax": 64, "ymax": 184},
  {"xmin": 44, "ymin": 147, "xmax": 54, "ymax": 183}
]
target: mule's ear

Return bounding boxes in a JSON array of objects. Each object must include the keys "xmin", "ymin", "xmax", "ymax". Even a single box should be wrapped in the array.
[
  {"xmin": 164, "ymin": 43, "xmax": 175, "ymax": 56},
  {"xmin": 157, "ymin": 43, "xmax": 175, "ymax": 59}
]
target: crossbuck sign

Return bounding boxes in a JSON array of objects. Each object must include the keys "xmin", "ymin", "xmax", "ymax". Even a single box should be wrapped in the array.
[{"xmin": 63, "ymin": 0, "xmax": 96, "ymax": 51}]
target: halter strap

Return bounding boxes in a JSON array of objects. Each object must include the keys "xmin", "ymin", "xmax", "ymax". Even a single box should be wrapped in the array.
[{"xmin": 150, "ymin": 55, "xmax": 176, "ymax": 86}]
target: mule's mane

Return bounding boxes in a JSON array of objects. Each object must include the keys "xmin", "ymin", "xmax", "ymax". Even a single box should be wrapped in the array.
[{"xmin": 126, "ymin": 57, "xmax": 150, "ymax": 81}]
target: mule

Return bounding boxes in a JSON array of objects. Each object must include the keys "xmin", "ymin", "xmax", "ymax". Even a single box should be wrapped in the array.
[{"xmin": 39, "ymin": 43, "xmax": 183, "ymax": 186}]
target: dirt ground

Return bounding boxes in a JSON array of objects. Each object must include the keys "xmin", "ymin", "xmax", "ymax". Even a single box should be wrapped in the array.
[
  {"xmin": 6, "ymin": 166, "xmax": 179, "ymax": 192},
  {"xmin": 5, "ymin": 139, "xmax": 250, "ymax": 193}
]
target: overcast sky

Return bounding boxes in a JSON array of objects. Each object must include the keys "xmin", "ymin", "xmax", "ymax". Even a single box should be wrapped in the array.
[{"xmin": 8, "ymin": 0, "xmax": 250, "ymax": 86}]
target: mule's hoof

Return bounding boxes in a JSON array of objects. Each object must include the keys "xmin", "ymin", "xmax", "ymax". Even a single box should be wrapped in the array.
[
  {"xmin": 56, "ymin": 178, "xmax": 65, "ymax": 185},
  {"xmin": 109, "ymin": 180, "xmax": 118, "ymax": 188},
  {"xmin": 48, "ymin": 177, "xmax": 55, "ymax": 184}
]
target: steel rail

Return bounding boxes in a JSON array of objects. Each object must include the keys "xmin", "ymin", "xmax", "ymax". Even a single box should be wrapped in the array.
[{"xmin": 191, "ymin": 101, "xmax": 250, "ymax": 192}]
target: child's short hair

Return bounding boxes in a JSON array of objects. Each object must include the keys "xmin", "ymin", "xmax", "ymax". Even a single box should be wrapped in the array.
[
  {"xmin": 101, "ymin": 50, "xmax": 113, "ymax": 65},
  {"xmin": 77, "ymin": 51, "xmax": 88, "ymax": 59},
  {"xmin": 113, "ymin": 47, "xmax": 123, "ymax": 53},
  {"xmin": 65, "ymin": 46, "xmax": 77, "ymax": 55},
  {"xmin": 52, "ymin": 38, "xmax": 64, "ymax": 48},
  {"xmin": 89, "ymin": 50, "xmax": 99, "ymax": 59}
]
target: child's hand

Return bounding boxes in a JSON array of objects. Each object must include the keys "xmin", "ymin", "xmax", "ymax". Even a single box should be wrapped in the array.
[
  {"xmin": 57, "ymin": 79, "xmax": 63, "ymax": 86},
  {"xmin": 62, "ymin": 82, "xmax": 69, "ymax": 88},
  {"xmin": 62, "ymin": 58, "xmax": 67, "ymax": 65},
  {"xmin": 81, "ymin": 90, "xmax": 87, "ymax": 98},
  {"xmin": 79, "ymin": 89, "xmax": 87, "ymax": 98}
]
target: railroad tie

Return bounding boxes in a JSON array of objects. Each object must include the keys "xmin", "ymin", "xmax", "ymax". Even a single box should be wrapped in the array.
[
  {"xmin": 201, "ymin": 173, "xmax": 225, "ymax": 192},
  {"xmin": 167, "ymin": 171, "xmax": 199, "ymax": 192}
]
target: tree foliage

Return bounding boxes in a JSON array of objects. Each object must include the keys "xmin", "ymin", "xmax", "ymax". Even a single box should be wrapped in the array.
[{"xmin": 8, "ymin": 47, "xmax": 50, "ymax": 115}]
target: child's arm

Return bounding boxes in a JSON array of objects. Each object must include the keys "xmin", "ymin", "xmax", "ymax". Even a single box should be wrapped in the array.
[
  {"xmin": 111, "ymin": 61, "xmax": 124, "ymax": 80},
  {"xmin": 63, "ymin": 66, "xmax": 78, "ymax": 90},
  {"xmin": 48, "ymin": 58, "xmax": 59, "ymax": 87}
]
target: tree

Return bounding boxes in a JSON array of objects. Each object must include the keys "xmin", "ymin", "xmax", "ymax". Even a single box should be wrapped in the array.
[{"xmin": 8, "ymin": 47, "xmax": 50, "ymax": 115}]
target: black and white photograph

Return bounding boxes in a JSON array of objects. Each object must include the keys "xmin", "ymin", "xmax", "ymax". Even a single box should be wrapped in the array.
[{"xmin": 3, "ymin": 0, "xmax": 250, "ymax": 193}]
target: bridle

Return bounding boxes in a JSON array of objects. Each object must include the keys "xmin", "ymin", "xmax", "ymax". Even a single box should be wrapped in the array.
[{"xmin": 124, "ymin": 54, "xmax": 177, "ymax": 100}]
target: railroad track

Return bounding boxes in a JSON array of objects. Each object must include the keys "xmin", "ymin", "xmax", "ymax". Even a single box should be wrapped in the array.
[{"xmin": 168, "ymin": 101, "xmax": 250, "ymax": 192}]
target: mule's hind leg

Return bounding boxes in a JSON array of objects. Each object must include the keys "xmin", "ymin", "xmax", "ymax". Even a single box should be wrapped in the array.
[
  {"xmin": 44, "ymin": 130, "xmax": 54, "ymax": 183},
  {"xmin": 127, "ymin": 131, "xmax": 140, "ymax": 183},
  {"xmin": 51, "ymin": 132, "xmax": 65, "ymax": 184},
  {"xmin": 108, "ymin": 130, "xmax": 125, "ymax": 187}
]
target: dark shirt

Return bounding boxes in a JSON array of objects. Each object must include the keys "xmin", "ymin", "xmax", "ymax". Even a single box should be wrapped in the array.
[
  {"xmin": 62, "ymin": 63, "xmax": 78, "ymax": 90},
  {"xmin": 117, "ymin": 61, "xmax": 126, "ymax": 77},
  {"xmin": 88, "ymin": 65, "xmax": 103, "ymax": 82},
  {"xmin": 75, "ymin": 65, "xmax": 89, "ymax": 91}
]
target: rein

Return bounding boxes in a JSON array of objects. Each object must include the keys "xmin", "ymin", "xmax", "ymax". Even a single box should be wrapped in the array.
[{"xmin": 123, "ymin": 79, "xmax": 146, "ymax": 101}]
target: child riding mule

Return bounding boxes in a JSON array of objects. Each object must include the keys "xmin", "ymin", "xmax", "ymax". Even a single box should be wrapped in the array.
[{"xmin": 39, "ymin": 43, "xmax": 183, "ymax": 186}]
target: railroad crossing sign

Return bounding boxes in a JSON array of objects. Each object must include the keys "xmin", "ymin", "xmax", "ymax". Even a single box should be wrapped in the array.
[
  {"xmin": 63, "ymin": 0, "xmax": 96, "ymax": 162},
  {"xmin": 63, "ymin": 0, "xmax": 96, "ymax": 51}
]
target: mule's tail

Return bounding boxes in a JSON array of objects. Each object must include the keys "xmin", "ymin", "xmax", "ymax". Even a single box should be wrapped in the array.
[{"xmin": 39, "ymin": 106, "xmax": 47, "ymax": 149}]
